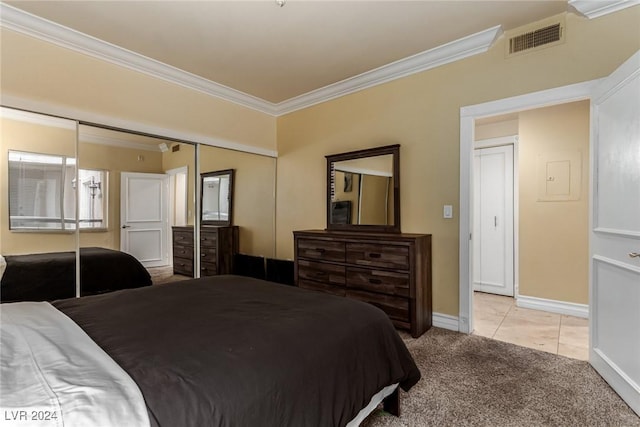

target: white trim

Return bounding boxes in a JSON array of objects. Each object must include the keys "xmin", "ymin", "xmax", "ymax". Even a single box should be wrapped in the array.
[
  {"xmin": 474, "ymin": 135, "xmax": 518, "ymax": 149},
  {"xmin": 516, "ymin": 295, "xmax": 589, "ymax": 318},
  {"xmin": 594, "ymin": 227, "xmax": 640, "ymax": 238},
  {"xmin": 569, "ymin": 0, "xmax": 640, "ymax": 19},
  {"xmin": 0, "ymin": 4, "xmax": 276, "ymax": 116},
  {"xmin": 459, "ymin": 81, "xmax": 595, "ymax": 334},
  {"xmin": 1, "ymin": 95, "xmax": 278, "ymax": 158},
  {"xmin": 274, "ymin": 26, "xmax": 503, "ymax": 115},
  {"xmin": 591, "ymin": 349, "xmax": 640, "ymax": 415},
  {"xmin": 432, "ymin": 312, "xmax": 460, "ymax": 331},
  {"xmin": 0, "ymin": 106, "xmax": 76, "ymax": 129},
  {"xmin": 0, "ymin": 4, "xmax": 502, "ymax": 116}
]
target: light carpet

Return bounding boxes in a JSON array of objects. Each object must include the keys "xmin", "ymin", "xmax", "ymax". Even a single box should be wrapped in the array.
[{"xmin": 363, "ymin": 328, "xmax": 639, "ymax": 427}]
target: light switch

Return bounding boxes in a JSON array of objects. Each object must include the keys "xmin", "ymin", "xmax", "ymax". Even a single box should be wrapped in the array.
[{"xmin": 443, "ymin": 205, "xmax": 453, "ymax": 219}]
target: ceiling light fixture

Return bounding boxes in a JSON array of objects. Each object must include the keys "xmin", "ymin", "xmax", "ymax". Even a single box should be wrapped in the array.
[{"xmin": 275, "ymin": 0, "xmax": 286, "ymax": 7}]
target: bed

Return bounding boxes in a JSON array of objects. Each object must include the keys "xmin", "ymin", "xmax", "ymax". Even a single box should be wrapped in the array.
[
  {"xmin": 0, "ymin": 247, "xmax": 152, "ymax": 303},
  {"xmin": 0, "ymin": 275, "xmax": 420, "ymax": 427}
]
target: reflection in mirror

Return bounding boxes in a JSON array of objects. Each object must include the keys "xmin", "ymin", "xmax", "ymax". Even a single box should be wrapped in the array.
[
  {"xmin": 78, "ymin": 125, "xmax": 197, "ymax": 286},
  {"xmin": 8, "ymin": 150, "xmax": 77, "ymax": 230},
  {"xmin": 199, "ymin": 144, "xmax": 276, "ymax": 259},
  {"xmin": 1, "ymin": 107, "xmax": 78, "ymax": 301},
  {"xmin": 326, "ymin": 145, "xmax": 400, "ymax": 233},
  {"xmin": 332, "ymin": 155, "xmax": 394, "ymax": 226},
  {"xmin": 201, "ymin": 169, "xmax": 233, "ymax": 225}
]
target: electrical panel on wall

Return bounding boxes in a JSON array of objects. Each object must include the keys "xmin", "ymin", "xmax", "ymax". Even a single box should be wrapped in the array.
[{"xmin": 537, "ymin": 150, "xmax": 582, "ymax": 201}]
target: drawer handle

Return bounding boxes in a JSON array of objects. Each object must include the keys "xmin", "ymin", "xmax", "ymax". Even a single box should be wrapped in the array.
[
  {"xmin": 369, "ymin": 278, "xmax": 382, "ymax": 285},
  {"xmin": 368, "ymin": 253, "xmax": 381, "ymax": 259},
  {"xmin": 312, "ymin": 248, "xmax": 326, "ymax": 254},
  {"xmin": 312, "ymin": 271, "xmax": 327, "ymax": 277}
]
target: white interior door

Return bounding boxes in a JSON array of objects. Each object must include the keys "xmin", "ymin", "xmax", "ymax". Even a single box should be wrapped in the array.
[
  {"xmin": 121, "ymin": 172, "xmax": 170, "ymax": 268},
  {"xmin": 590, "ymin": 50, "xmax": 640, "ymax": 416},
  {"xmin": 473, "ymin": 145, "xmax": 514, "ymax": 296}
]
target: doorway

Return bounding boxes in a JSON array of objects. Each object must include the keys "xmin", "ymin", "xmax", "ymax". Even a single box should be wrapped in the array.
[
  {"xmin": 459, "ymin": 82, "xmax": 595, "ymax": 334},
  {"xmin": 469, "ymin": 100, "xmax": 591, "ymax": 358}
]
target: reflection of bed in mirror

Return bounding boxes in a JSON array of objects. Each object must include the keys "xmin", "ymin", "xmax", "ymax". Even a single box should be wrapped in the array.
[{"xmin": 0, "ymin": 247, "xmax": 152, "ymax": 303}]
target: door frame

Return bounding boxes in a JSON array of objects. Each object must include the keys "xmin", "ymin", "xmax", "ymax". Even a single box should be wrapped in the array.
[
  {"xmin": 166, "ymin": 165, "xmax": 189, "ymax": 227},
  {"xmin": 473, "ymin": 136, "xmax": 518, "ymax": 298},
  {"xmin": 459, "ymin": 80, "xmax": 598, "ymax": 334}
]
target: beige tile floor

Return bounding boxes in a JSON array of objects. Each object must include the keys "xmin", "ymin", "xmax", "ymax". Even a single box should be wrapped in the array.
[{"xmin": 473, "ymin": 291, "xmax": 589, "ymax": 360}]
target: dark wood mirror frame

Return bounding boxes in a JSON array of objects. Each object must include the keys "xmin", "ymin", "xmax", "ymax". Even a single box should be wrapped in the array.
[
  {"xmin": 201, "ymin": 169, "xmax": 234, "ymax": 226},
  {"xmin": 326, "ymin": 144, "xmax": 400, "ymax": 233}
]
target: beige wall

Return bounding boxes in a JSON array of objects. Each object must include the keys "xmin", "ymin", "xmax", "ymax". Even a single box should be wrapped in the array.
[
  {"xmin": 275, "ymin": 10, "xmax": 640, "ymax": 316},
  {"xmin": 0, "ymin": 116, "xmax": 77, "ymax": 255},
  {"xmin": 0, "ymin": 29, "xmax": 276, "ymax": 153},
  {"xmin": 200, "ymin": 146, "xmax": 276, "ymax": 258},
  {"xmin": 518, "ymin": 101, "xmax": 590, "ymax": 304},
  {"xmin": 475, "ymin": 119, "xmax": 519, "ymax": 141}
]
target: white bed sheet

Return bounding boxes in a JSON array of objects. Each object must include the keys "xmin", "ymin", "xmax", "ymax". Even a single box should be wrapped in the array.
[
  {"xmin": 347, "ymin": 383, "xmax": 399, "ymax": 427},
  {"xmin": 0, "ymin": 302, "xmax": 150, "ymax": 427}
]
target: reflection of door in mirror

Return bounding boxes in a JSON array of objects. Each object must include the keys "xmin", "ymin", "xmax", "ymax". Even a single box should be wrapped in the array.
[{"xmin": 331, "ymin": 154, "xmax": 394, "ymax": 226}]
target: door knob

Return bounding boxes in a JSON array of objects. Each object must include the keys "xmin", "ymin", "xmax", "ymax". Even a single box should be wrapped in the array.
[
  {"xmin": 629, "ymin": 252, "xmax": 640, "ymax": 258},
  {"xmin": 122, "ymin": 225, "xmax": 131, "ymax": 229}
]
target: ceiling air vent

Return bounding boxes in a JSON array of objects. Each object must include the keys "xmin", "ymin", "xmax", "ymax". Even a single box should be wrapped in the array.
[{"xmin": 506, "ymin": 17, "xmax": 565, "ymax": 57}]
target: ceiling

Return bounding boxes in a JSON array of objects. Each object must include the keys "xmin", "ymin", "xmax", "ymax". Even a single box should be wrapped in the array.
[{"xmin": 6, "ymin": 1, "xmax": 571, "ymax": 106}]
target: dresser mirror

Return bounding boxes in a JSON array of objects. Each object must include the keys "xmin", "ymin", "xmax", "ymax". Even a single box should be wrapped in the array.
[
  {"xmin": 201, "ymin": 169, "xmax": 234, "ymax": 226},
  {"xmin": 326, "ymin": 144, "xmax": 400, "ymax": 233}
]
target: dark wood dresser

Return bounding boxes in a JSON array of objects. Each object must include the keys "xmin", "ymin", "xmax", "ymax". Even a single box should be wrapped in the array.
[
  {"xmin": 172, "ymin": 226, "xmax": 239, "ymax": 277},
  {"xmin": 293, "ymin": 230, "xmax": 432, "ymax": 337}
]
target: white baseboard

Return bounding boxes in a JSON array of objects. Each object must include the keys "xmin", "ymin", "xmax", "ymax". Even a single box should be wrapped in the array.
[
  {"xmin": 516, "ymin": 295, "xmax": 589, "ymax": 318},
  {"xmin": 433, "ymin": 312, "xmax": 460, "ymax": 331}
]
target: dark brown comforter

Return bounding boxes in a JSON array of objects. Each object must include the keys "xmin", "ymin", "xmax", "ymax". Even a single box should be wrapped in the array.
[
  {"xmin": 1, "ymin": 247, "xmax": 151, "ymax": 302},
  {"xmin": 53, "ymin": 275, "xmax": 420, "ymax": 427}
]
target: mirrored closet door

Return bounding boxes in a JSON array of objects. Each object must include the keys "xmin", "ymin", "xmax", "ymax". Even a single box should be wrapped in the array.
[{"xmin": 1, "ymin": 107, "xmax": 78, "ymax": 301}]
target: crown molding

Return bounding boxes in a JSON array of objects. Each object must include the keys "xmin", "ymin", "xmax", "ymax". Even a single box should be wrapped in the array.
[
  {"xmin": 0, "ymin": 4, "xmax": 278, "ymax": 116},
  {"xmin": 1, "ymin": 3, "xmax": 502, "ymax": 117},
  {"xmin": 274, "ymin": 25, "xmax": 503, "ymax": 115},
  {"xmin": 568, "ymin": 0, "xmax": 640, "ymax": 19}
]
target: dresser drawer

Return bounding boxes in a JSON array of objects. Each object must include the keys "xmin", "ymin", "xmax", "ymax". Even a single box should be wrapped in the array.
[
  {"xmin": 298, "ymin": 259, "xmax": 345, "ymax": 286},
  {"xmin": 201, "ymin": 247, "xmax": 217, "ymax": 264},
  {"xmin": 346, "ymin": 289, "xmax": 409, "ymax": 322},
  {"xmin": 346, "ymin": 267, "xmax": 409, "ymax": 297},
  {"xmin": 173, "ymin": 257, "xmax": 193, "ymax": 276},
  {"xmin": 173, "ymin": 244, "xmax": 193, "ymax": 260},
  {"xmin": 200, "ymin": 261, "xmax": 217, "ymax": 276},
  {"xmin": 298, "ymin": 279, "xmax": 346, "ymax": 297},
  {"xmin": 200, "ymin": 232, "xmax": 218, "ymax": 248},
  {"xmin": 346, "ymin": 243, "xmax": 409, "ymax": 270},
  {"xmin": 173, "ymin": 230, "xmax": 193, "ymax": 246},
  {"xmin": 297, "ymin": 239, "xmax": 346, "ymax": 262}
]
